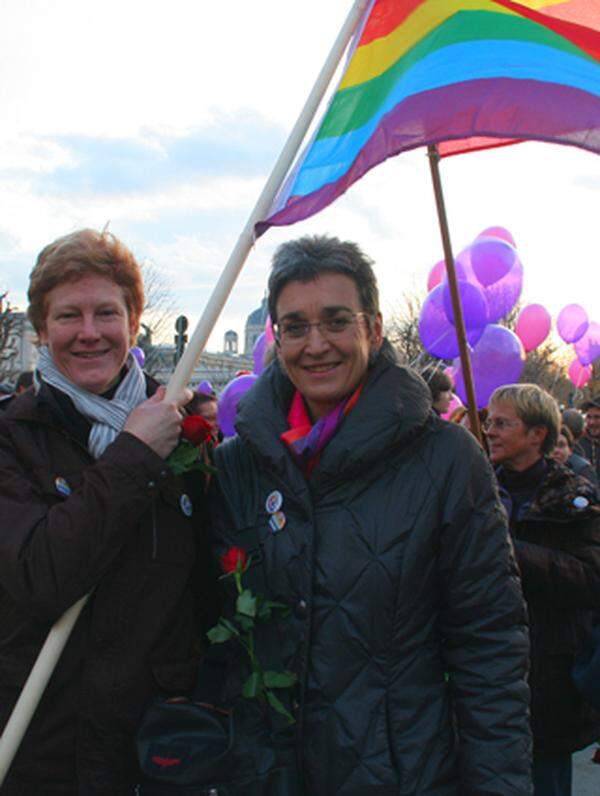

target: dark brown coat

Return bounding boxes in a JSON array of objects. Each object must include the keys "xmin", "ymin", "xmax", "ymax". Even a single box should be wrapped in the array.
[
  {"xmin": 499, "ymin": 460, "xmax": 600, "ymax": 754},
  {"xmin": 0, "ymin": 385, "xmax": 201, "ymax": 794}
]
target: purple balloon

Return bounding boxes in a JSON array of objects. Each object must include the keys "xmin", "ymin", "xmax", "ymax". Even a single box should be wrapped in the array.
[
  {"xmin": 252, "ymin": 332, "xmax": 268, "ymax": 375},
  {"xmin": 557, "ymin": 304, "xmax": 589, "ymax": 344},
  {"xmin": 470, "ymin": 237, "xmax": 519, "ymax": 287},
  {"xmin": 217, "ymin": 374, "xmax": 258, "ymax": 437},
  {"xmin": 457, "ymin": 245, "xmax": 523, "ymax": 323},
  {"xmin": 196, "ymin": 379, "xmax": 214, "ymax": 396},
  {"xmin": 453, "ymin": 324, "xmax": 525, "ymax": 409},
  {"xmin": 574, "ymin": 321, "xmax": 600, "ymax": 366},
  {"xmin": 442, "ymin": 279, "xmax": 488, "ymax": 332},
  {"xmin": 419, "ymin": 284, "xmax": 486, "ymax": 359},
  {"xmin": 130, "ymin": 346, "xmax": 145, "ymax": 367}
]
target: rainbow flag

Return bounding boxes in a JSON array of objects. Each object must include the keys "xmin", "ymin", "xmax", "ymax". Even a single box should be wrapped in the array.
[{"xmin": 257, "ymin": 0, "xmax": 600, "ymax": 234}]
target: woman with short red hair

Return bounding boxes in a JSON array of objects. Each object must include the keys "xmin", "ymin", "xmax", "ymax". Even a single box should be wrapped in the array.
[{"xmin": 0, "ymin": 229, "xmax": 200, "ymax": 794}]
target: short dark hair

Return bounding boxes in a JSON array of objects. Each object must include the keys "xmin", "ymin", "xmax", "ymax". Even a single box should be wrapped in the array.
[
  {"xmin": 421, "ymin": 367, "xmax": 452, "ymax": 402},
  {"xmin": 15, "ymin": 371, "xmax": 34, "ymax": 392},
  {"xmin": 268, "ymin": 235, "xmax": 379, "ymax": 324},
  {"xmin": 562, "ymin": 408, "xmax": 585, "ymax": 440},
  {"xmin": 559, "ymin": 424, "xmax": 575, "ymax": 450}
]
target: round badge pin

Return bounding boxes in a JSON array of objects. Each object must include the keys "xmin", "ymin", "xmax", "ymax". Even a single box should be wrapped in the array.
[
  {"xmin": 55, "ymin": 477, "xmax": 71, "ymax": 497},
  {"xmin": 180, "ymin": 493, "xmax": 193, "ymax": 517},
  {"xmin": 265, "ymin": 490, "xmax": 283, "ymax": 514},
  {"xmin": 573, "ymin": 496, "xmax": 589, "ymax": 509},
  {"xmin": 269, "ymin": 510, "xmax": 286, "ymax": 534}
]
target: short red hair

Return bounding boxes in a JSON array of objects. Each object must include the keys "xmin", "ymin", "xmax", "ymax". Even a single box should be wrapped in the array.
[{"xmin": 28, "ymin": 228, "xmax": 144, "ymax": 345}]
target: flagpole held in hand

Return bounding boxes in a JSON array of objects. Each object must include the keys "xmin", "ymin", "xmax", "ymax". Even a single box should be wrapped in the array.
[{"xmin": 0, "ymin": 0, "xmax": 371, "ymax": 783}]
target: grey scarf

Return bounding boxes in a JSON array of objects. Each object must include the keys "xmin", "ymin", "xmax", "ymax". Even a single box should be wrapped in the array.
[{"xmin": 36, "ymin": 345, "xmax": 147, "ymax": 458}]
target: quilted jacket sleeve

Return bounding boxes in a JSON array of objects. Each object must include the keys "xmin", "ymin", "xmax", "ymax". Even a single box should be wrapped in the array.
[
  {"xmin": 0, "ymin": 423, "xmax": 168, "ymax": 622},
  {"xmin": 435, "ymin": 425, "xmax": 532, "ymax": 795}
]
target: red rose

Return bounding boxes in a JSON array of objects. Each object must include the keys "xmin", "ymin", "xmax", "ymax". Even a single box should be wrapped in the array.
[
  {"xmin": 220, "ymin": 547, "xmax": 248, "ymax": 574},
  {"xmin": 181, "ymin": 414, "xmax": 212, "ymax": 446}
]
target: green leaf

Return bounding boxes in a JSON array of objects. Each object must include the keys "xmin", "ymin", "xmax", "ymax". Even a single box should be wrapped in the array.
[
  {"xmin": 220, "ymin": 618, "xmax": 241, "ymax": 637},
  {"xmin": 258, "ymin": 605, "xmax": 272, "ymax": 621},
  {"xmin": 265, "ymin": 689, "xmax": 295, "ymax": 724},
  {"xmin": 207, "ymin": 624, "xmax": 232, "ymax": 644},
  {"xmin": 263, "ymin": 600, "xmax": 288, "ymax": 610},
  {"xmin": 236, "ymin": 589, "xmax": 257, "ymax": 618},
  {"xmin": 242, "ymin": 671, "xmax": 263, "ymax": 699},
  {"xmin": 167, "ymin": 441, "xmax": 201, "ymax": 475},
  {"xmin": 263, "ymin": 670, "xmax": 298, "ymax": 689},
  {"xmin": 235, "ymin": 613, "xmax": 254, "ymax": 632}
]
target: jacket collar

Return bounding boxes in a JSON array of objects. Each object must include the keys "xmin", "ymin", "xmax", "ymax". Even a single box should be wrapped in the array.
[
  {"xmin": 4, "ymin": 374, "xmax": 158, "ymax": 428},
  {"xmin": 235, "ymin": 339, "xmax": 432, "ymax": 488},
  {"xmin": 499, "ymin": 456, "xmax": 600, "ymax": 523}
]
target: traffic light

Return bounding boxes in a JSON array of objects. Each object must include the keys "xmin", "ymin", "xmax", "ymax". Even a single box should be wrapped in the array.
[{"xmin": 174, "ymin": 315, "xmax": 188, "ymax": 364}]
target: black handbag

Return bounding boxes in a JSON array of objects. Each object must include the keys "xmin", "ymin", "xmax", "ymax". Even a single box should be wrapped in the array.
[
  {"xmin": 136, "ymin": 694, "xmax": 299, "ymax": 795},
  {"xmin": 136, "ymin": 530, "xmax": 301, "ymax": 795}
]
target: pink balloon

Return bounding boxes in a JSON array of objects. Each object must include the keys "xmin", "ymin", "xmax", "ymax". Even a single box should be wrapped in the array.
[
  {"xmin": 476, "ymin": 226, "xmax": 517, "ymax": 247},
  {"xmin": 515, "ymin": 304, "xmax": 551, "ymax": 353},
  {"xmin": 575, "ymin": 321, "xmax": 600, "ymax": 366},
  {"xmin": 568, "ymin": 358, "xmax": 592, "ymax": 388},
  {"xmin": 442, "ymin": 393, "xmax": 463, "ymax": 420},
  {"xmin": 265, "ymin": 315, "xmax": 276, "ymax": 345},
  {"xmin": 427, "ymin": 259, "xmax": 445, "ymax": 292},
  {"xmin": 557, "ymin": 304, "xmax": 589, "ymax": 344}
]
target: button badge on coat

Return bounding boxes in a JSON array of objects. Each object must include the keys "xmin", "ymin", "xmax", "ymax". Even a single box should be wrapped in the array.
[
  {"xmin": 180, "ymin": 494, "xmax": 193, "ymax": 517},
  {"xmin": 265, "ymin": 490, "xmax": 283, "ymax": 514},
  {"xmin": 573, "ymin": 495, "xmax": 589, "ymax": 509},
  {"xmin": 269, "ymin": 510, "xmax": 286, "ymax": 534},
  {"xmin": 54, "ymin": 477, "xmax": 71, "ymax": 497}
]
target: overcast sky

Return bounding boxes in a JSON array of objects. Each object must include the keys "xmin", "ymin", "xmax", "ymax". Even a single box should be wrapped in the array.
[{"xmin": 1, "ymin": 0, "xmax": 599, "ymax": 353}]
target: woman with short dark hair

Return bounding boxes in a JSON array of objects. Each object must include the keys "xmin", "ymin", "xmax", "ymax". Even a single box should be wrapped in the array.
[{"xmin": 204, "ymin": 235, "xmax": 531, "ymax": 794}]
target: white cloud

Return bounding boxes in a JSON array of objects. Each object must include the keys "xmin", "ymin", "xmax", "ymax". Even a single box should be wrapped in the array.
[{"xmin": 0, "ymin": 0, "xmax": 599, "ymax": 361}]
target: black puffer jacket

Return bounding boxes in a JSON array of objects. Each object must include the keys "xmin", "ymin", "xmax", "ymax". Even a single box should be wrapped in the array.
[
  {"xmin": 210, "ymin": 343, "xmax": 532, "ymax": 795},
  {"xmin": 498, "ymin": 459, "xmax": 600, "ymax": 754},
  {"xmin": 0, "ymin": 383, "xmax": 203, "ymax": 795}
]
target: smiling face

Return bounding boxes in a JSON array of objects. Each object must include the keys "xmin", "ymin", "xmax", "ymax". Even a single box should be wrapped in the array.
[
  {"xmin": 275, "ymin": 273, "xmax": 382, "ymax": 420},
  {"xmin": 487, "ymin": 400, "xmax": 547, "ymax": 471},
  {"xmin": 585, "ymin": 407, "xmax": 600, "ymax": 439},
  {"xmin": 39, "ymin": 274, "xmax": 133, "ymax": 394}
]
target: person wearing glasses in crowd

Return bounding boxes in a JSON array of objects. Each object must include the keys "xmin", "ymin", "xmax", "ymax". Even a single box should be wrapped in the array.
[
  {"xmin": 486, "ymin": 384, "xmax": 600, "ymax": 796},
  {"xmin": 206, "ymin": 235, "xmax": 531, "ymax": 794}
]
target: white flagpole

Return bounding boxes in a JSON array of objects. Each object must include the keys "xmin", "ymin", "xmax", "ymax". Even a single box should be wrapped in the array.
[
  {"xmin": 165, "ymin": 0, "xmax": 371, "ymax": 399},
  {"xmin": 0, "ymin": 0, "xmax": 370, "ymax": 783}
]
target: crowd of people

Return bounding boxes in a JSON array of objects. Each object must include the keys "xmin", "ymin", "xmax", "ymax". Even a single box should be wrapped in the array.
[{"xmin": 0, "ymin": 228, "xmax": 599, "ymax": 796}]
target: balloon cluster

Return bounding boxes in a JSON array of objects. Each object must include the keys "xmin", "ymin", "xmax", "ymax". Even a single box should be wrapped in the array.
[
  {"xmin": 420, "ymin": 226, "xmax": 600, "ymax": 406},
  {"xmin": 556, "ymin": 304, "xmax": 598, "ymax": 389},
  {"xmin": 217, "ymin": 316, "xmax": 276, "ymax": 437},
  {"xmin": 420, "ymin": 227, "xmax": 527, "ymax": 408}
]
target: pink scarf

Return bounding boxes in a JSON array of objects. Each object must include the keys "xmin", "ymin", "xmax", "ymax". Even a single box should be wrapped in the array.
[{"xmin": 280, "ymin": 385, "xmax": 363, "ymax": 475}]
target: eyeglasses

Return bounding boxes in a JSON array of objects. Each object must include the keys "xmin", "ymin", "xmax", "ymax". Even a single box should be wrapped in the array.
[
  {"xmin": 275, "ymin": 312, "xmax": 367, "ymax": 344},
  {"xmin": 482, "ymin": 418, "xmax": 522, "ymax": 432}
]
